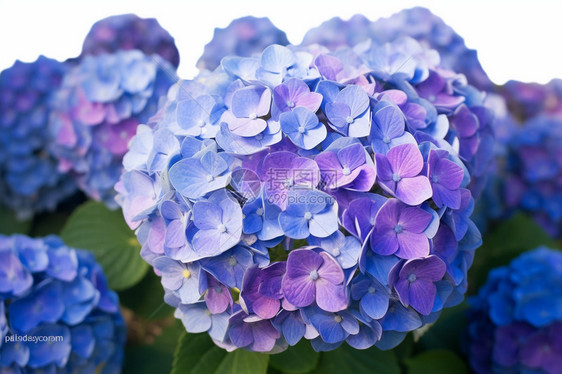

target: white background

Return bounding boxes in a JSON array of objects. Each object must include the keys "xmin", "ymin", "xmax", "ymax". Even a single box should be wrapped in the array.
[{"xmin": 0, "ymin": 0, "xmax": 560, "ymax": 84}]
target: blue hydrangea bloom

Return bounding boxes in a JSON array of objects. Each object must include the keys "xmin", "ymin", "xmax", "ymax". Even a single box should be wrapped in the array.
[
  {"xmin": 301, "ymin": 7, "xmax": 492, "ymax": 91},
  {"xmin": 197, "ymin": 16, "xmax": 290, "ymax": 71},
  {"xmin": 117, "ymin": 38, "xmax": 491, "ymax": 353},
  {"xmin": 80, "ymin": 13, "xmax": 180, "ymax": 68},
  {"xmin": 466, "ymin": 248, "xmax": 562, "ymax": 374},
  {"xmin": 0, "ymin": 234, "xmax": 125, "ymax": 373},
  {"xmin": 49, "ymin": 50, "xmax": 177, "ymax": 207},
  {"xmin": 0, "ymin": 56, "xmax": 77, "ymax": 219}
]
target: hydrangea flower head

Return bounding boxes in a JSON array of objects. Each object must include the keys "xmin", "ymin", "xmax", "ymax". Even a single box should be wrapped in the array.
[
  {"xmin": 197, "ymin": 16, "xmax": 289, "ymax": 71},
  {"xmin": 466, "ymin": 248, "xmax": 562, "ymax": 374},
  {"xmin": 81, "ymin": 13, "xmax": 180, "ymax": 68},
  {"xmin": 301, "ymin": 7, "xmax": 492, "ymax": 90},
  {"xmin": 117, "ymin": 38, "xmax": 490, "ymax": 352},
  {"xmin": 0, "ymin": 234, "xmax": 125, "ymax": 373},
  {"xmin": 0, "ymin": 56, "xmax": 77, "ymax": 219},
  {"xmin": 49, "ymin": 50, "xmax": 177, "ymax": 207}
]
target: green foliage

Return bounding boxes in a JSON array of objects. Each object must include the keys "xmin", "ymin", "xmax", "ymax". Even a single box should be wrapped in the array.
[
  {"xmin": 119, "ymin": 271, "xmax": 174, "ymax": 320},
  {"xmin": 418, "ymin": 303, "xmax": 468, "ymax": 353},
  {"xmin": 269, "ymin": 341, "xmax": 319, "ymax": 374},
  {"xmin": 123, "ymin": 319, "xmax": 183, "ymax": 374},
  {"xmin": 171, "ymin": 333, "xmax": 269, "ymax": 374},
  {"xmin": 311, "ymin": 344, "xmax": 400, "ymax": 374},
  {"xmin": 0, "ymin": 206, "xmax": 31, "ymax": 235},
  {"xmin": 469, "ymin": 213, "xmax": 558, "ymax": 292},
  {"xmin": 404, "ymin": 350, "xmax": 469, "ymax": 374},
  {"xmin": 61, "ymin": 201, "xmax": 148, "ymax": 290}
]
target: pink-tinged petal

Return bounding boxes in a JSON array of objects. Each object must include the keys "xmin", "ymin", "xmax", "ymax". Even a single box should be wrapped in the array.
[
  {"xmin": 370, "ymin": 230, "xmax": 399, "ymax": 256},
  {"xmin": 409, "ymin": 279, "xmax": 436, "ymax": 315},
  {"xmin": 315, "ymin": 280, "xmax": 347, "ymax": 312},
  {"xmin": 55, "ymin": 115, "xmax": 77, "ymax": 147},
  {"xmin": 297, "ymin": 92, "xmax": 323, "ymax": 113},
  {"xmin": 292, "ymin": 157, "xmax": 320, "ymax": 187},
  {"xmin": 399, "ymin": 207, "xmax": 433, "ymax": 233},
  {"xmin": 318, "ymin": 252, "xmax": 344, "ymax": 284},
  {"xmin": 282, "ymin": 275, "xmax": 316, "ymax": 307},
  {"xmin": 388, "ymin": 143, "xmax": 423, "ymax": 177},
  {"xmin": 395, "ymin": 176, "xmax": 432, "ymax": 205},
  {"xmin": 228, "ymin": 117, "xmax": 267, "ymax": 137},
  {"xmin": 394, "ymin": 278, "xmax": 410, "ymax": 306},
  {"xmin": 395, "ymin": 231, "xmax": 429, "ymax": 259},
  {"xmin": 253, "ymin": 297, "xmax": 280, "ymax": 319}
]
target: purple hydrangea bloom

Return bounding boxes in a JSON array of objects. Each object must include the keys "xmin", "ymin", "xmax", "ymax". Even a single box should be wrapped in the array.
[
  {"xmin": 116, "ymin": 37, "xmax": 489, "ymax": 352},
  {"xmin": 466, "ymin": 248, "xmax": 562, "ymax": 374},
  {"xmin": 375, "ymin": 143, "xmax": 432, "ymax": 205},
  {"xmin": 49, "ymin": 50, "xmax": 176, "ymax": 207},
  {"xmin": 0, "ymin": 235, "xmax": 125, "ymax": 372},
  {"xmin": 0, "ymin": 56, "xmax": 77, "ymax": 219},
  {"xmin": 282, "ymin": 249, "xmax": 347, "ymax": 312},
  {"xmin": 369, "ymin": 198, "xmax": 432, "ymax": 259},
  {"xmin": 390, "ymin": 255, "xmax": 446, "ymax": 315},
  {"xmin": 80, "ymin": 13, "xmax": 180, "ymax": 68}
]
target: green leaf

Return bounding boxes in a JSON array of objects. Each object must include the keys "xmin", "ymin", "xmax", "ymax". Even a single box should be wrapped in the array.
[
  {"xmin": 0, "ymin": 206, "xmax": 31, "ymax": 235},
  {"xmin": 269, "ymin": 341, "xmax": 319, "ymax": 373},
  {"xmin": 60, "ymin": 201, "xmax": 148, "ymax": 290},
  {"xmin": 418, "ymin": 303, "xmax": 468, "ymax": 353},
  {"xmin": 124, "ymin": 319, "xmax": 183, "ymax": 374},
  {"xmin": 215, "ymin": 349, "xmax": 269, "ymax": 374},
  {"xmin": 119, "ymin": 271, "xmax": 174, "ymax": 320},
  {"xmin": 171, "ymin": 333, "xmax": 268, "ymax": 374},
  {"xmin": 312, "ymin": 344, "xmax": 400, "ymax": 374},
  {"xmin": 30, "ymin": 211, "xmax": 69, "ymax": 237},
  {"xmin": 470, "ymin": 213, "xmax": 558, "ymax": 292},
  {"xmin": 404, "ymin": 350, "xmax": 469, "ymax": 374}
]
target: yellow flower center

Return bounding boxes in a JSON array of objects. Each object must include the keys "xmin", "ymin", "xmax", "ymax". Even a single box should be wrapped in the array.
[{"xmin": 183, "ymin": 269, "xmax": 191, "ymax": 279}]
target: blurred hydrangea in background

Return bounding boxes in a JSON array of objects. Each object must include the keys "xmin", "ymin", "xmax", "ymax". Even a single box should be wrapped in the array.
[
  {"xmin": 474, "ymin": 79, "xmax": 562, "ymax": 237},
  {"xmin": 466, "ymin": 247, "xmax": 562, "ymax": 374},
  {"xmin": 80, "ymin": 13, "xmax": 180, "ymax": 68},
  {"xmin": 117, "ymin": 33, "xmax": 493, "ymax": 352},
  {"xmin": 196, "ymin": 16, "xmax": 289, "ymax": 71},
  {"xmin": 0, "ymin": 234, "xmax": 126, "ymax": 373},
  {"xmin": 49, "ymin": 50, "xmax": 177, "ymax": 208},
  {"xmin": 301, "ymin": 7, "xmax": 493, "ymax": 91},
  {"xmin": 0, "ymin": 56, "xmax": 77, "ymax": 220}
]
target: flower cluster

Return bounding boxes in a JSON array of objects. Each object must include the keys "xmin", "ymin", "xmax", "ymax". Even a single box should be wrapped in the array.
[
  {"xmin": 500, "ymin": 79, "xmax": 562, "ymax": 121},
  {"xmin": 0, "ymin": 234, "xmax": 126, "ymax": 373},
  {"xmin": 0, "ymin": 56, "xmax": 77, "ymax": 219},
  {"xmin": 500, "ymin": 116, "xmax": 562, "ymax": 237},
  {"xmin": 80, "ymin": 13, "xmax": 180, "ymax": 68},
  {"xmin": 196, "ymin": 16, "xmax": 289, "ymax": 71},
  {"xmin": 301, "ymin": 7, "xmax": 492, "ymax": 91},
  {"xmin": 117, "ymin": 39, "xmax": 489, "ymax": 352},
  {"xmin": 466, "ymin": 248, "xmax": 562, "ymax": 374},
  {"xmin": 49, "ymin": 50, "xmax": 177, "ymax": 207}
]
